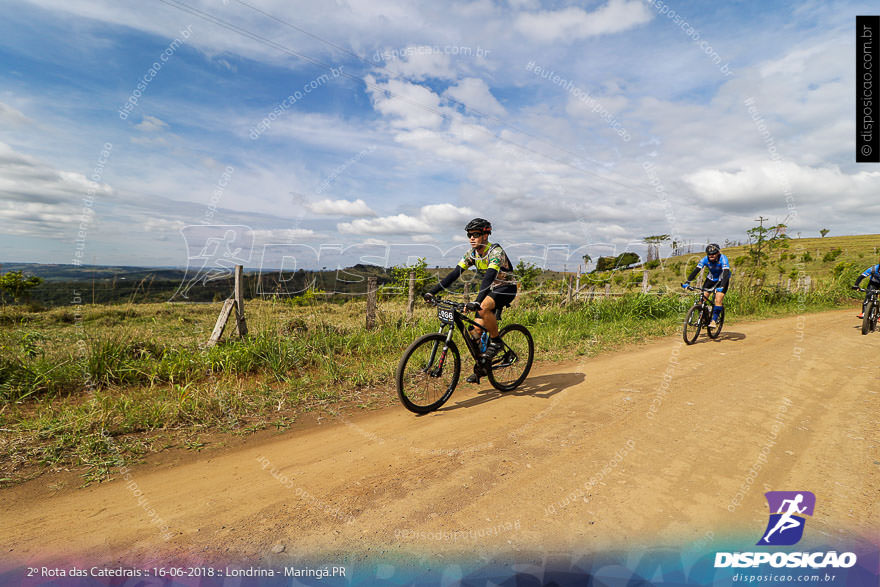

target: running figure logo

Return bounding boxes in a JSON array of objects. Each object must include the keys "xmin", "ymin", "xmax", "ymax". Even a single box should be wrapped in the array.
[{"xmin": 758, "ymin": 491, "xmax": 816, "ymax": 546}]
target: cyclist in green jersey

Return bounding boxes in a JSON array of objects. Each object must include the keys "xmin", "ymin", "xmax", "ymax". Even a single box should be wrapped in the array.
[{"xmin": 424, "ymin": 218, "xmax": 518, "ymax": 383}]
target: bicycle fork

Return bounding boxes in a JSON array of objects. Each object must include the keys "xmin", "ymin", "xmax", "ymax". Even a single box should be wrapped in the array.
[{"xmin": 428, "ymin": 326, "xmax": 456, "ymax": 376}]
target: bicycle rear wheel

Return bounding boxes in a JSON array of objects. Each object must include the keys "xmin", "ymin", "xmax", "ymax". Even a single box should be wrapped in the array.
[
  {"xmin": 486, "ymin": 323, "xmax": 534, "ymax": 392},
  {"xmin": 396, "ymin": 333, "xmax": 461, "ymax": 413},
  {"xmin": 683, "ymin": 305, "xmax": 702, "ymax": 345},
  {"xmin": 707, "ymin": 307, "xmax": 725, "ymax": 339}
]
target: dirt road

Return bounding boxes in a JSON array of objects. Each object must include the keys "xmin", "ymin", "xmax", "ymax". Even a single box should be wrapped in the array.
[{"xmin": 3, "ymin": 309, "xmax": 878, "ymax": 566}]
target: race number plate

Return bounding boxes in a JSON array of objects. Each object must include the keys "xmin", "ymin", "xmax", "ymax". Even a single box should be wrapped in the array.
[{"xmin": 437, "ymin": 308, "xmax": 455, "ymax": 324}]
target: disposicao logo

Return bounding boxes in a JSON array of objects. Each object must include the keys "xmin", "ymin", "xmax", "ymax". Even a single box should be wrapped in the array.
[
  {"xmin": 758, "ymin": 491, "xmax": 815, "ymax": 546},
  {"xmin": 714, "ymin": 491, "xmax": 858, "ymax": 569}
]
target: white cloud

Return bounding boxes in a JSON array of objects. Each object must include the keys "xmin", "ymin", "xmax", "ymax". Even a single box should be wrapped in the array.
[
  {"xmin": 307, "ymin": 198, "xmax": 376, "ymax": 217},
  {"xmin": 364, "ymin": 75, "xmax": 448, "ymax": 130},
  {"xmin": 0, "ymin": 141, "xmax": 113, "ymax": 206},
  {"xmin": 135, "ymin": 115, "xmax": 169, "ymax": 132},
  {"xmin": 684, "ymin": 162, "xmax": 880, "ymax": 212},
  {"xmin": 419, "ymin": 203, "xmax": 477, "ymax": 226},
  {"xmin": 444, "ymin": 78, "xmax": 506, "ymax": 117},
  {"xmin": 216, "ymin": 58, "xmax": 237, "ymax": 72},
  {"xmin": 565, "ymin": 91, "xmax": 628, "ymax": 119},
  {"xmin": 339, "ymin": 213, "xmax": 431, "ymax": 235},
  {"xmin": 143, "ymin": 217, "xmax": 185, "ymax": 233},
  {"xmin": 338, "ymin": 203, "xmax": 476, "ymax": 235},
  {"xmin": 377, "ymin": 46, "xmax": 457, "ymax": 81},
  {"xmin": 0, "ymin": 101, "xmax": 33, "ymax": 127},
  {"xmin": 514, "ymin": 0, "xmax": 653, "ymax": 43},
  {"xmin": 251, "ymin": 228, "xmax": 317, "ymax": 241}
]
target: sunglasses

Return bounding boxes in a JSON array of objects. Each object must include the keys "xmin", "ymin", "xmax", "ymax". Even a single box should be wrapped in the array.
[{"xmin": 467, "ymin": 232, "xmax": 484, "ymax": 238}]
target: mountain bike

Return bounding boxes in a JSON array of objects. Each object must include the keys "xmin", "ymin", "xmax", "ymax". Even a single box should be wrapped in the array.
[
  {"xmin": 859, "ymin": 287, "xmax": 878, "ymax": 335},
  {"xmin": 682, "ymin": 284, "xmax": 724, "ymax": 344},
  {"xmin": 396, "ymin": 297, "xmax": 534, "ymax": 414}
]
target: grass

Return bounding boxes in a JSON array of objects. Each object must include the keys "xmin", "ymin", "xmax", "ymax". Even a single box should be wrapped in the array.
[{"xmin": 0, "ymin": 265, "xmax": 862, "ymax": 488}]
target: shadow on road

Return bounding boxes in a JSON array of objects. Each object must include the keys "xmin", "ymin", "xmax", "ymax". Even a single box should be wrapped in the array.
[
  {"xmin": 437, "ymin": 371, "xmax": 585, "ymax": 413},
  {"xmin": 689, "ymin": 331, "xmax": 747, "ymax": 344}
]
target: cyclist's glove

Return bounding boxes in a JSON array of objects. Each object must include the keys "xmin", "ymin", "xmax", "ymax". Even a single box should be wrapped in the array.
[
  {"xmin": 852, "ymin": 285, "xmax": 860, "ymax": 290},
  {"xmin": 681, "ymin": 282, "xmax": 689, "ymax": 290},
  {"xmin": 465, "ymin": 301, "xmax": 482, "ymax": 312},
  {"xmin": 422, "ymin": 292, "xmax": 435, "ymax": 303}
]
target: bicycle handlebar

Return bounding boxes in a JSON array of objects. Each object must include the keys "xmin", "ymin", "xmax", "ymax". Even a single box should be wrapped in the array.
[
  {"xmin": 683, "ymin": 284, "xmax": 718, "ymax": 293},
  {"xmin": 427, "ymin": 296, "xmax": 468, "ymax": 312}
]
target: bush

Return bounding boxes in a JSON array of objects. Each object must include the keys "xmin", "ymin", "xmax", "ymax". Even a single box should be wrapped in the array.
[
  {"xmin": 801, "ymin": 252, "xmax": 813, "ymax": 262},
  {"xmin": 288, "ymin": 288, "xmax": 325, "ymax": 307},
  {"xmin": 513, "ymin": 260, "xmax": 542, "ymax": 292},
  {"xmin": 822, "ymin": 248, "xmax": 842, "ymax": 263}
]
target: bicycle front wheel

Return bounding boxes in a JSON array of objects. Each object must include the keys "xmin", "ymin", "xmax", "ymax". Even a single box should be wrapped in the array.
[
  {"xmin": 396, "ymin": 333, "xmax": 461, "ymax": 413},
  {"xmin": 683, "ymin": 305, "xmax": 702, "ymax": 345},
  {"xmin": 862, "ymin": 300, "xmax": 874, "ymax": 335},
  {"xmin": 486, "ymin": 323, "xmax": 534, "ymax": 392},
  {"xmin": 707, "ymin": 307, "xmax": 725, "ymax": 339}
]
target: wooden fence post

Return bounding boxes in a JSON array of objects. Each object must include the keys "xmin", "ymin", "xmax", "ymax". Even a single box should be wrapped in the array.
[
  {"xmin": 566, "ymin": 275, "xmax": 573, "ymax": 305},
  {"xmin": 406, "ymin": 270, "xmax": 415, "ymax": 322},
  {"xmin": 207, "ymin": 265, "xmax": 247, "ymax": 347},
  {"xmin": 366, "ymin": 277, "xmax": 378, "ymax": 330},
  {"xmin": 575, "ymin": 271, "xmax": 581, "ymax": 302},
  {"xmin": 207, "ymin": 299, "xmax": 235, "ymax": 347},
  {"xmin": 641, "ymin": 270, "xmax": 649, "ymax": 293},
  {"xmin": 234, "ymin": 265, "xmax": 248, "ymax": 337},
  {"xmin": 463, "ymin": 281, "xmax": 471, "ymax": 302},
  {"xmin": 605, "ymin": 283, "xmax": 611, "ymax": 297}
]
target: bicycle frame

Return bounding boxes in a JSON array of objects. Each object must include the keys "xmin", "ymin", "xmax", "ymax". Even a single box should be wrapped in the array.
[
  {"xmin": 685, "ymin": 285, "xmax": 719, "ymax": 321},
  {"xmin": 432, "ymin": 299, "xmax": 486, "ymax": 365}
]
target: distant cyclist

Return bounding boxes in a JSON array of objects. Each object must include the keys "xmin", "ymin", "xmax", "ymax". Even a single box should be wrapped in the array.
[
  {"xmin": 852, "ymin": 260, "xmax": 880, "ymax": 319},
  {"xmin": 682, "ymin": 243, "xmax": 731, "ymax": 328},
  {"xmin": 424, "ymin": 218, "xmax": 517, "ymax": 383}
]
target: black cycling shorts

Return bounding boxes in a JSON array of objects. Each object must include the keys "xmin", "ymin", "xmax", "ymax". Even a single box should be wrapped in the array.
[
  {"xmin": 487, "ymin": 284, "xmax": 517, "ymax": 309},
  {"xmin": 703, "ymin": 275, "xmax": 730, "ymax": 293}
]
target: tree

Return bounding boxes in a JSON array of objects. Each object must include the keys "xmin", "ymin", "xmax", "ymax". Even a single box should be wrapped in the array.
[
  {"xmin": 616, "ymin": 252, "xmax": 640, "ymax": 268},
  {"xmin": 820, "ymin": 228, "xmax": 830, "ymax": 238},
  {"xmin": 744, "ymin": 221, "xmax": 787, "ymax": 288},
  {"xmin": 0, "ymin": 271, "xmax": 43, "ymax": 304},
  {"xmin": 513, "ymin": 260, "xmax": 542, "ymax": 292},
  {"xmin": 582, "ymin": 254, "xmax": 592, "ymax": 269},
  {"xmin": 643, "ymin": 235, "xmax": 670, "ymax": 263},
  {"xmin": 595, "ymin": 252, "xmax": 640, "ymax": 271},
  {"xmin": 385, "ymin": 257, "xmax": 432, "ymax": 297}
]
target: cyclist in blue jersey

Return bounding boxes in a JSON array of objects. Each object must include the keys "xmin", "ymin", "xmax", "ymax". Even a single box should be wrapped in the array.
[
  {"xmin": 682, "ymin": 243, "xmax": 731, "ymax": 328},
  {"xmin": 424, "ymin": 218, "xmax": 517, "ymax": 383},
  {"xmin": 852, "ymin": 262, "xmax": 880, "ymax": 318}
]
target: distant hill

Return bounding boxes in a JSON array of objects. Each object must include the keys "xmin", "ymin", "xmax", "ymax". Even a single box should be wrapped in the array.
[
  {"xmin": 0, "ymin": 262, "xmax": 187, "ymax": 282},
  {"xmin": 0, "ymin": 262, "xmax": 395, "ymax": 306}
]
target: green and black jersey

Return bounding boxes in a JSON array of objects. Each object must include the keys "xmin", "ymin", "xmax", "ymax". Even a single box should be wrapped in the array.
[{"xmin": 457, "ymin": 243, "xmax": 516, "ymax": 289}]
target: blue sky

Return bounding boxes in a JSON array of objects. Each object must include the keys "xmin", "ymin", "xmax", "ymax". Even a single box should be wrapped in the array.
[{"xmin": 1, "ymin": 0, "xmax": 878, "ymax": 270}]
